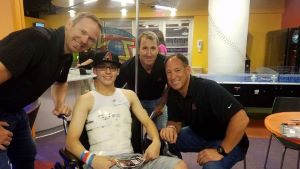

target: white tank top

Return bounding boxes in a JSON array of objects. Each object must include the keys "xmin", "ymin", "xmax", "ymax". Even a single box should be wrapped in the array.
[{"xmin": 86, "ymin": 88, "xmax": 133, "ymax": 156}]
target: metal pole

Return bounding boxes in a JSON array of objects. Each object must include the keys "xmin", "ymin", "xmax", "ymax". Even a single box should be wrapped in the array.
[
  {"xmin": 135, "ymin": 0, "xmax": 139, "ymax": 94},
  {"xmin": 134, "ymin": 0, "xmax": 143, "ymax": 153}
]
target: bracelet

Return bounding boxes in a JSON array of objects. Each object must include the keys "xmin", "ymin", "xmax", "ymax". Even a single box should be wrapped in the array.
[
  {"xmin": 167, "ymin": 125, "xmax": 177, "ymax": 131},
  {"xmin": 80, "ymin": 150, "xmax": 95, "ymax": 167}
]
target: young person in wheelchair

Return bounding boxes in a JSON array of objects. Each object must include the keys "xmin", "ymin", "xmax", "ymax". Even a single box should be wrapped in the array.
[{"xmin": 65, "ymin": 51, "xmax": 187, "ymax": 169}]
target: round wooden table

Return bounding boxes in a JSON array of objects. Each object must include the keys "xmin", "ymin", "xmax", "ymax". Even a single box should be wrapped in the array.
[{"xmin": 264, "ymin": 112, "xmax": 300, "ymax": 144}]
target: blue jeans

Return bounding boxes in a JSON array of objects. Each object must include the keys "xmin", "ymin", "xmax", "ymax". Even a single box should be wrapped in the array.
[
  {"xmin": 140, "ymin": 99, "xmax": 167, "ymax": 130},
  {"xmin": 174, "ymin": 126, "xmax": 246, "ymax": 169},
  {"xmin": 0, "ymin": 111, "xmax": 36, "ymax": 169}
]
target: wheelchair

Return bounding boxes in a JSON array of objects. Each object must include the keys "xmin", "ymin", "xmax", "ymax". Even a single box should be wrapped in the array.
[{"xmin": 53, "ymin": 112, "xmax": 177, "ymax": 169}]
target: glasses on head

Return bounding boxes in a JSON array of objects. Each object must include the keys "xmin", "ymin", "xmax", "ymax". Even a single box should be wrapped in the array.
[{"xmin": 95, "ymin": 63, "xmax": 118, "ymax": 72}]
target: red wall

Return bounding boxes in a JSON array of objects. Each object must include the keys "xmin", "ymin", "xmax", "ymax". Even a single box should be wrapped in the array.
[{"xmin": 282, "ymin": 0, "xmax": 300, "ymax": 28}]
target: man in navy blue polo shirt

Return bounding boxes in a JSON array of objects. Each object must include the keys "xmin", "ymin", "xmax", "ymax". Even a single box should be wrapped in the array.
[
  {"xmin": 160, "ymin": 53, "xmax": 249, "ymax": 169},
  {"xmin": 0, "ymin": 12, "xmax": 102, "ymax": 169}
]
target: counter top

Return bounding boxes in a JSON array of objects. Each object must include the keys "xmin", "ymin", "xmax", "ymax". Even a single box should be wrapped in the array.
[
  {"xmin": 67, "ymin": 74, "xmax": 96, "ymax": 82},
  {"xmin": 67, "ymin": 68, "xmax": 96, "ymax": 82},
  {"xmin": 195, "ymin": 73, "xmax": 300, "ymax": 85}
]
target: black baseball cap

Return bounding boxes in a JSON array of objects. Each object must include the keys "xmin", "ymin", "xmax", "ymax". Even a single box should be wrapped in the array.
[{"xmin": 93, "ymin": 51, "xmax": 121, "ymax": 68}]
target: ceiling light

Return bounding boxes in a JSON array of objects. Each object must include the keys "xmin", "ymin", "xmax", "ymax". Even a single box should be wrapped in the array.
[
  {"xmin": 112, "ymin": 0, "xmax": 135, "ymax": 4},
  {"xmin": 120, "ymin": 8, "xmax": 128, "ymax": 17},
  {"xmin": 154, "ymin": 5, "xmax": 177, "ymax": 12},
  {"xmin": 83, "ymin": 0, "xmax": 98, "ymax": 5},
  {"xmin": 68, "ymin": 10, "xmax": 76, "ymax": 17},
  {"xmin": 69, "ymin": 0, "xmax": 75, "ymax": 6}
]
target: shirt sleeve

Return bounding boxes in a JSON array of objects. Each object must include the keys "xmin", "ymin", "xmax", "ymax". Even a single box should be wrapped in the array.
[
  {"xmin": 0, "ymin": 29, "xmax": 48, "ymax": 78},
  {"xmin": 205, "ymin": 81, "xmax": 243, "ymax": 122}
]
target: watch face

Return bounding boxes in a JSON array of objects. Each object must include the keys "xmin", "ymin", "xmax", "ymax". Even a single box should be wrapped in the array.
[
  {"xmin": 217, "ymin": 146, "xmax": 227, "ymax": 156},
  {"xmin": 217, "ymin": 146, "xmax": 223, "ymax": 153}
]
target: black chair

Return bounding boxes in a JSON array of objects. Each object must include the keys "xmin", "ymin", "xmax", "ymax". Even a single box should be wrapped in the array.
[
  {"xmin": 54, "ymin": 112, "xmax": 176, "ymax": 169},
  {"xmin": 264, "ymin": 97, "xmax": 300, "ymax": 169},
  {"xmin": 25, "ymin": 100, "xmax": 41, "ymax": 129}
]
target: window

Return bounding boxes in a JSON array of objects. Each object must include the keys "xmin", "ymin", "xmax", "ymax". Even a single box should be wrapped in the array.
[{"xmin": 102, "ymin": 18, "xmax": 193, "ymax": 63}]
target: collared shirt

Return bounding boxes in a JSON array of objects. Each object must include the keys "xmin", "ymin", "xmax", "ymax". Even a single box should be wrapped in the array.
[
  {"xmin": 168, "ymin": 76, "xmax": 244, "ymax": 140},
  {"xmin": 0, "ymin": 27, "xmax": 72, "ymax": 112},
  {"xmin": 115, "ymin": 54, "xmax": 167, "ymax": 100}
]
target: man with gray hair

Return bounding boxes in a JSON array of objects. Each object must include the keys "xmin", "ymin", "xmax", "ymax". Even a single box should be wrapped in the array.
[{"xmin": 0, "ymin": 12, "xmax": 102, "ymax": 169}]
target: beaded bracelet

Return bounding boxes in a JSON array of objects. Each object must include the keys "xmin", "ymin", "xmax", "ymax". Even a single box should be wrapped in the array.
[{"xmin": 80, "ymin": 150, "xmax": 95, "ymax": 167}]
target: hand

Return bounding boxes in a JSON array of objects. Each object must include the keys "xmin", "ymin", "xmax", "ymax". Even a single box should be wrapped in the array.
[
  {"xmin": 91, "ymin": 155, "xmax": 116, "ymax": 169},
  {"xmin": 0, "ymin": 121, "xmax": 13, "ymax": 150},
  {"xmin": 197, "ymin": 148, "xmax": 224, "ymax": 166},
  {"xmin": 160, "ymin": 127, "xmax": 177, "ymax": 144},
  {"xmin": 75, "ymin": 63, "xmax": 81, "ymax": 68},
  {"xmin": 52, "ymin": 103, "xmax": 72, "ymax": 117},
  {"xmin": 143, "ymin": 140, "xmax": 160, "ymax": 162}
]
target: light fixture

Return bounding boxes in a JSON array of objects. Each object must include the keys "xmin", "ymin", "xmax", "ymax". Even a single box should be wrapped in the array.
[
  {"xmin": 68, "ymin": 10, "xmax": 76, "ymax": 17},
  {"xmin": 154, "ymin": 5, "xmax": 177, "ymax": 12},
  {"xmin": 120, "ymin": 8, "xmax": 128, "ymax": 17},
  {"xmin": 112, "ymin": 0, "xmax": 135, "ymax": 5},
  {"xmin": 69, "ymin": 0, "xmax": 75, "ymax": 6},
  {"xmin": 83, "ymin": 0, "xmax": 98, "ymax": 5},
  {"xmin": 153, "ymin": 4, "xmax": 177, "ymax": 16}
]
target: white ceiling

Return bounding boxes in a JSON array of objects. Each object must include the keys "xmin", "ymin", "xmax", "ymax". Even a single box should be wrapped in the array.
[{"xmin": 51, "ymin": 0, "xmax": 285, "ymax": 14}]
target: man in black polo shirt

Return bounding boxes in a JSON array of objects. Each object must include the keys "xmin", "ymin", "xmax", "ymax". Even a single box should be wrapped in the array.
[
  {"xmin": 115, "ymin": 31, "xmax": 168, "ymax": 130},
  {"xmin": 160, "ymin": 53, "xmax": 249, "ymax": 169},
  {"xmin": 0, "ymin": 12, "xmax": 102, "ymax": 169}
]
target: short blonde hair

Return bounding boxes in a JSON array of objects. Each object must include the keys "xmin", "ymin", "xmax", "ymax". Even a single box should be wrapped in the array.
[{"xmin": 71, "ymin": 12, "xmax": 103, "ymax": 31}]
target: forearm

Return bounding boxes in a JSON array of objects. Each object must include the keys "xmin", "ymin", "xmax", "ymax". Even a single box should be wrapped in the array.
[
  {"xmin": 66, "ymin": 136, "xmax": 87, "ymax": 158},
  {"xmin": 0, "ymin": 62, "xmax": 12, "ymax": 85},
  {"xmin": 51, "ymin": 82, "xmax": 68, "ymax": 106},
  {"xmin": 221, "ymin": 110, "xmax": 249, "ymax": 153},
  {"xmin": 144, "ymin": 119, "xmax": 161, "ymax": 144},
  {"xmin": 79, "ymin": 59, "xmax": 93, "ymax": 67}
]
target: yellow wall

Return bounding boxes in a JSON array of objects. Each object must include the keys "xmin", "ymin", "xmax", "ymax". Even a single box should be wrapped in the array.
[
  {"xmin": 42, "ymin": 8, "xmax": 283, "ymax": 72},
  {"xmin": 191, "ymin": 15, "xmax": 208, "ymax": 69},
  {"xmin": 0, "ymin": 0, "xmax": 25, "ymax": 38},
  {"xmin": 248, "ymin": 13, "xmax": 282, "ymax": 70}
]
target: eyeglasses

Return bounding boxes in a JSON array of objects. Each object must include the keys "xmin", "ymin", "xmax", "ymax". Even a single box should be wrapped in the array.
[{"xmin": 95, "ymin": 64, "xmax": 118, "ymax": 72}]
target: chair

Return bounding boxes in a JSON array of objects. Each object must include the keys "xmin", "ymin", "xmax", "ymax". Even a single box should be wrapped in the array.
[
  {"xmin": 24, "ymin": 100, "xmax": 41, "ymax": 129},
  {"xmin": 54, "ymin": 112, "xmax": 175, "ymax": 169},
  {"xmin": 264, "ymin": 97, "xmax": 300, "ymax": 169}
]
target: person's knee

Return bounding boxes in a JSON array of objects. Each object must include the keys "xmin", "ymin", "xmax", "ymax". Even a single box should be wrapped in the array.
[
  {"xmin": 202, "ymin": 161, "xmax": 223, "ymax": 169},
  {"xmin": 173, "ymin": 159, "xmax": 188, "ymax": 169}
]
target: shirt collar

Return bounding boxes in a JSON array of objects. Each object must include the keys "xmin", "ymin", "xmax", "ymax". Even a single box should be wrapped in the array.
[{"xmin": 56, "ymin": 26, "xmax": 65, "ymax": 55}]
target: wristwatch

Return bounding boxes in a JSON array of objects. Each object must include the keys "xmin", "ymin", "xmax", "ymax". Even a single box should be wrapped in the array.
[{"xmin": 216, "ymin": 145, "xmax": 228, "ymax": 156}]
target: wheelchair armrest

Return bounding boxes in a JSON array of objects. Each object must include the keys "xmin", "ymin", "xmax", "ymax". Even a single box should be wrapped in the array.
[
  {"xmin": 143, "ymin": 135, "xmax": 179, "ymax": 158},
  {"xmin": 162, "ymin": 140, "xmax": 180, "ymax": 158},
  {"xmin": 59, "ymin": 148, "xmax": 81, "ymax": 167}
]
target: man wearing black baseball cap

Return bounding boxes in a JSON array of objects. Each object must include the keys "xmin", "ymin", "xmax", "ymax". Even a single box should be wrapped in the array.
[
  {"xmin": 92, "ymin": 51, "xmax": 121, "ymax": 69},
  {"xmin": 66, "ymin": 51, "xmax": 187, "ymax": 169}
]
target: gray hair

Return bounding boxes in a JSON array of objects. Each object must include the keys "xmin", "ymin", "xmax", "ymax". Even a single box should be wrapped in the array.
[{"xmin": 138, "ymin": 31, "xmax": 159, "ymax": 48}]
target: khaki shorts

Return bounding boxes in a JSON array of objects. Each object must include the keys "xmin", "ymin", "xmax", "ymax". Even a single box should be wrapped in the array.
[{"xmin": 85, "ymin": 153, "xmax": 181, "ymax": 169}]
